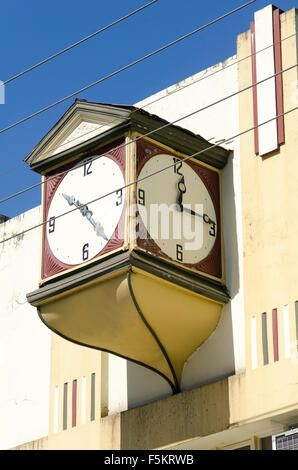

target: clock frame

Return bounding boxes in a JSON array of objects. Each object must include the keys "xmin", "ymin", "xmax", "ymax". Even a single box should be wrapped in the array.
[{"xmin": 41, "ymin": 138, "xmax": 126, "ymax": 281}]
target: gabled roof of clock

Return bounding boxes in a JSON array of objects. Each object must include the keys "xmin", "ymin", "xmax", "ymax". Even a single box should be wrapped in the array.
[{"xmin": 24, "ymin": 99, "xmax": 229, "ymax": 173}]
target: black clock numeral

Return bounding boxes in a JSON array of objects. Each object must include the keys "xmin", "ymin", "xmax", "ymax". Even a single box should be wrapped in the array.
[
  {"xmin": 176, "ymin": 244, "xmax": 183, "ymax": 262},
  {"xmin": 116, "ymin": 189, "xmax": 123, "ymax": 206},
  {"xmin": 138, "ymin": 188, "xmax": 145, "ymax": 206},
  {"xmin": 83, "ymin": 160, "xmax": 92, "ymax": 176},
  {"xmin": 82, "ymin": 243, "xmax": 89, "ymax": 261},
  {"xmin": 209, "ymin": 222, "xmax": 216, "ymax": 237},
  {"xmin": 48, "ymin": 217, "xmax": 55, "ymax": 233},
  {"xmin": 173, "ymin": 157, "xmax": 183, "ymax": 176}
]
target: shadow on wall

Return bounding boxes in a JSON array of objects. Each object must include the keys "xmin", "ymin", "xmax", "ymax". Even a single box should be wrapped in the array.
[{"xmin": 127, "ymin": 360, "xmax": 172, "ymax": 410}]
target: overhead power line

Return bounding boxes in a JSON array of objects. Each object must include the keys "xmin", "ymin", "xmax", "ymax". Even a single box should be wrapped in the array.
[
  {"xmin": 1, "ymin": 104, "xmax": 297, "ymax": 245},
  {"xmin": 0, "ymin": 161, "xmax": 26, "ymax": 177},
  {"xmin": 0, "ymin": 1, "xmax": 159, "ymax": 87},
  {"xmin": 0, "ymin": 60, "xmax": 296, "ymax": 205},
  {"xmin": 1, "ymin": 28, "xmax": 297, "ymax": 179},
  {"xmin": 0, "ymin": 0, "xmax": 256, "ymax": 137}
]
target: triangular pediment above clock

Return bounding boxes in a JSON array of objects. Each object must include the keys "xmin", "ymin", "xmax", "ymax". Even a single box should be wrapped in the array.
[
  {"xmin": 24, "ymin": 100, "xmax": 133, "ymax": 171},
  {"xmin": 25, "ymin": 99, "xmax": 230, "ymax": 173}
]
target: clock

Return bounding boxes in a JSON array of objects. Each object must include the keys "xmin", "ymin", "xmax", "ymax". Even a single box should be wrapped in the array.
[
  {"xmin": 136, "ymin": 140, "xmax": 222, "ymax": 278},
  {"xmin": 42, "ymin": 142, "xmax": 126, "ymax": 280}
]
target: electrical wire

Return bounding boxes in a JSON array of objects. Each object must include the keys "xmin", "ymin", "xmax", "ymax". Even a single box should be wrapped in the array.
[
  {"xmin": 0, "ymin": 60, "xmax": 296, "ymax": 205},
  {"xmin": 0, "ymin": 1, "xmax": 256, "ymax": 137},
  {"xmin": 0, "ymin": 1, "xmax": 159, "ymax": 87},
  {"xmin": 137, "ymin": 31, "xmax": 298, "ymax": 112},
  {"xmin": 1, "ymin": 27, "xmax": 296, "ymax": 179},
  {"xmin": 1, "ymin": 104, "xmax": 297, "ymax": 245}
]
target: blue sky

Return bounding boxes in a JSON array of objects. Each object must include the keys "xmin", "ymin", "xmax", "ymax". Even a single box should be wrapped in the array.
[{"xmin": 0, "ymin": 0, "xmax": 296, "ymax": 218}]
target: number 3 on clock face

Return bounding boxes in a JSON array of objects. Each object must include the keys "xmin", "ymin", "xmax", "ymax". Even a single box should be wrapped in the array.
[{"xmin": 45, "ymin": 155, "xmax": 125, "ymax": 266}]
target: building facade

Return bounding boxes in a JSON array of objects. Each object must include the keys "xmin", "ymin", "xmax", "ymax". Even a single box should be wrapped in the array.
[{"xmin": 0, "ymin": 4, "xmax": 298, "ymax": 450}]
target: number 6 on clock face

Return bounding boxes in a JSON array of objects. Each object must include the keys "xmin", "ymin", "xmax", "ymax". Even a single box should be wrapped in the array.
[{"xmin": 46, "ymin": 155, "xmax": 125, "ymax": 266}]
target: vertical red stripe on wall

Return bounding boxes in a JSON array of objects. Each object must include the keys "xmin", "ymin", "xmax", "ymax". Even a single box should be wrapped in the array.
[
  {"xmin": 250, "ymin": 21, "xmax": 259, "ymax": 155},
  {"xmin": 272, "ymin": 308, "xmax": 279, "ymax": 362},
  {"xmin": 72, "ymin": 379, "xmax": 77, "ymax": 427},
  {"xmin": 273, "ymin": 8, "xmax": 285, "ymax": 145}
]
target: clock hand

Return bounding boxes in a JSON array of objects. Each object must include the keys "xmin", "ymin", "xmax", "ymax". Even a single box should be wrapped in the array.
[
  {"xmin": 174, "ymin": 180, "xmax": 215, "ymax": 225},
  {"xmin": 62, "ymin": 193, "xmax": 108, "ymax": 240},
  {"xmin": 62, "ymin": 193, "xmax": 92, "ymax": 215},
  {"xmin": 181, "ymin": 205, "xmax": 215, "ymax": 225},
  {"xmin": 177, "ymin": 175, "xmax": 186, "ymax": 194}
]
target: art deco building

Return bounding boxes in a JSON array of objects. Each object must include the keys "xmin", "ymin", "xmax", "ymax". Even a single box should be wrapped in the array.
[{"xmin": 1, "ymin": 4, "xmax": 297, "ymax": 450}]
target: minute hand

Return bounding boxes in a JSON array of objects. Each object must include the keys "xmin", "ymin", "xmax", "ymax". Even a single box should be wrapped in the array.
[
  {"xmin": 181, "ymin": 205, "xmax": 215, "ymax": 225},
  {"xmin": 62, "ymin": 193, "xmax": 108, "ymax": 240}
]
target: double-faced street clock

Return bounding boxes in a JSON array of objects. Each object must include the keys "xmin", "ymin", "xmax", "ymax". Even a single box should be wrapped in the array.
[
  {"xmin": 41, "ymin": 140, "xmax": 126, "ymax": 279},
  {"xmin": 26, "ymin": 100, "xmax": 229, "ymax": 393}
]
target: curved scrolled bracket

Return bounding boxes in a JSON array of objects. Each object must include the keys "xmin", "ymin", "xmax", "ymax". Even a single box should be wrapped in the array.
[{"xmin": 127, "ymin": 270, "xmax": 179, "ymax": 393}]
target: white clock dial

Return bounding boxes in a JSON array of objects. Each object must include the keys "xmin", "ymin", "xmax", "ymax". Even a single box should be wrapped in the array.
[
  {"xmin": 47, "ymin": 155, "xmax": 125, "ymax": 265},
  {"xmin": 137, "ymin": 154, "xmax": 217, "ymax": 265}
]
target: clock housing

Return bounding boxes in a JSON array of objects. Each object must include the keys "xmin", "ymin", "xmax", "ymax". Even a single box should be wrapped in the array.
[{"xmin": 42, "ymin": 139, "xmax": 126, "ymax": 280}]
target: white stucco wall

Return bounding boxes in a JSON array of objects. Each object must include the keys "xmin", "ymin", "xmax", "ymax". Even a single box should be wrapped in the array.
[{"xmin": 0, "ymin": 207, "xmax": 51, "ymax": 449}]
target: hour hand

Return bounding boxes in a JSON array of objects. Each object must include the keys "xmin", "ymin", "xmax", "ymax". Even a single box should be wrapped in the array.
[
  {"xmin": 182, "ymin": 206, "xmax": 201, "ymax": 218},
  {"xmin": 84, "ymin": 211, "xmax": 108, "ymax": 240},
  {"xmin": 80, "ymin": 208, "xmax": 108, "ymax": 240}
]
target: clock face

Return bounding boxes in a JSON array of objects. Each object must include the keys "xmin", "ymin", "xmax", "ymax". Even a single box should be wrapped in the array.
[
  {"xmin": 137, "ymin": 154, "xmax": 218, "ymax": 266},
  {"xmin": 46, "ymin": 155, "xmax": 125, "ymax": 266}
]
